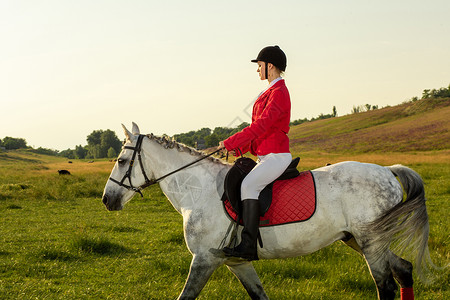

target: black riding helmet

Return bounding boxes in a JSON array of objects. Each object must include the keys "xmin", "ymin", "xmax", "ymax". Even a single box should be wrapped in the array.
[{"xmin": 251, "ymin": 45, "xmax": 287, "ymax": 79}]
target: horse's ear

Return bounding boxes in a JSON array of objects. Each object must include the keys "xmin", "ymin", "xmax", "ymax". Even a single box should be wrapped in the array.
[
  {"xmin": 131, "ymin": 122, "xmax": 140, "ymax": 135},
  {"xmin": 122, "ymin": 124, "xmax": 134, "ymax": 142}
]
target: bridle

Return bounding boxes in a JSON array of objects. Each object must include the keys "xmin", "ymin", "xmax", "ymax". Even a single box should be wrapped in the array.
[
  {"xmin": 108, "ymin": 134, "xmax": 152, "ymax": 197},
  {"xmin": 108, "ymin": 134, "xmax": 224, "ymax": 197}
]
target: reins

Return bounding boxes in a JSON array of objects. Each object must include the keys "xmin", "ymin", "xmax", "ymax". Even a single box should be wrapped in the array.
[{"xmin": 109, "ymin": 134, "xmax": 225, "ymax": 197}]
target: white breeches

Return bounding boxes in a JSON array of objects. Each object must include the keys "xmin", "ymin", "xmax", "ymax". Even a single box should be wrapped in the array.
[{"xmin": 241, "ymin": 152, "xmax": 292, "ymax": 200}]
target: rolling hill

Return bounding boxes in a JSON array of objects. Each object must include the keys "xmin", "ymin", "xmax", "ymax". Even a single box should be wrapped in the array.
[{"xmin": 289, "ymin": 97, "xmax": 450, "ymax": 153}]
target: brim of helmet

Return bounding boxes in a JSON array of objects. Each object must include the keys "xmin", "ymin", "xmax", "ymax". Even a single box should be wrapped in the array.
[{"xmin": 250, "ymin": 59, "xmax": 259, "ymax": 63}]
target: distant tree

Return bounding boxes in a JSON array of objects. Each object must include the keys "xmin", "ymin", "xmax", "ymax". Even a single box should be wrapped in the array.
[
  {"xmin": 86, "ymin": 129, "xmax": 121, "ymax": 158},
  {"xmin": 430, "ymin": 85, "xmax": 450, "ymax": 98},
  {"xmin": 197, "ymin": 128, "xmax": 212, "ymax": 138},
  {"xmin": 87, "ymin": 130, "xmax": 103, "ymax": 146},
  {"xmin": 422, "ymin": 89, "xmax": 431, "ymax": 99},
  {"xmin": 415, "ymin": 85, "xmax": 450, "ymax": 101},
  {"xmin": 290, "ymin": 118, "xmax": 308, "ymax": 126},
  {"xmin": 205, "ymin": 134, "xmax": 219, "ymax": 148},
  {"xmin": 352, "ymin": 104, "xmax": 379, "ymax": 114},
  {"xmin": 351, "ymin": 105, "xmax": 362, "ymax": 114},
  {"xmin": 173, "ymin": 130, "xmax": 196, "ymax": 147},
  {"xmin": 291, "ymin": 107, "xmax": 337, "ymax": 126},
  {"xmin": 59, "ymin": 148, "xmax": 75, "ymax": 159},
  {"xmin": 101, "ymin": 130, "xmax": 122, "ymax": 155},
  {"xmin": 173, "ymin": 123, "xmax": 249, "ymax": 148},
  {"xmin": 74, "ymin": 145, "xmax": 88, "ymax": 159},
  {"xmin": 107, "ymin": 147, "xmax": 117, "ymax": 158},
  {"xmin": 87, "ymin": 144, "xmax": 102, "ymax": 159},
  {"xmin": 1, "ymin": 137, "xmax": 27, "ymax": 150},
  {"xmin": 213, "ymin": 127, "xmax": 228, "ymax": 136}
]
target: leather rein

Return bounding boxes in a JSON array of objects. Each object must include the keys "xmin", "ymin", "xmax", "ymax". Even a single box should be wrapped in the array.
[{"xmin": 108, "ymin": 134, "xmax": 224, "ymax": 197}]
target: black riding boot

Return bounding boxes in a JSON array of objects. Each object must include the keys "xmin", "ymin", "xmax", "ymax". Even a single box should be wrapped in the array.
[{"xmin": 223, "ymin": 199, "xmax": 259, "ymax": 261}]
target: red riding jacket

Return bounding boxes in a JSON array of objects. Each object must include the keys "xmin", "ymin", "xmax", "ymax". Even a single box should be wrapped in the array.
[{"xmin": 224, "ymin": 79, "xmax": 291, "ymax": 156}]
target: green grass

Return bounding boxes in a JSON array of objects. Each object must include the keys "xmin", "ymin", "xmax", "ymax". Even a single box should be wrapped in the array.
[{"xmin": 0, "ymin": 151, "xmax": 448, "ymax": 299}]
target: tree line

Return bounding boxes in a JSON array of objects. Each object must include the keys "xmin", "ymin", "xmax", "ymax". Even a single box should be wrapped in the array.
[
  {"xmin": 173, "ymin": 122, "xmax": 249, "ymax": 149},
  {"xmin": 175, "ymin": 106, "xmax": 338, "ymax": 148},
  {"xmin": 290, "ymin": 106, "xmax": 337, "ymax": 126},
  {"xmin": 3, "ymin": 84, "xmax": 448, "ymax": 156},
  {"xmin": 59, "ymin": 129, "xmax": 122, "ymax": 159},
  {"xmin": 0, "ymin": 130, "xmax": 122, "ymax": 159},
  {"xmin": 421, "ymin": 85, "xmax": 450, "ymax": 99},
  {"xmin": 0, "ymin": 137, "xmax": 27, "ymax": 150},
  {"xmin": 173, "ymin": 83, "xmax": 449, "ymax": 142},
  {"xmin": 351, "ymin": 104, "xmax": 379, "ymax": 114}
]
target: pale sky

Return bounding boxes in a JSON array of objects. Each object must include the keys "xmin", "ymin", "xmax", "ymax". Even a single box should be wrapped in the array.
[{"xmin": 1, "ymin": 0, "xmax": 449, "ymax": 151}]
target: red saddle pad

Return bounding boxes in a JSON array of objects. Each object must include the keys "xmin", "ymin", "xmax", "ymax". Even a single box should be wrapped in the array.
[{"xmin": 223, "ymin": 171, "xmax": 316, "ymax": 227}]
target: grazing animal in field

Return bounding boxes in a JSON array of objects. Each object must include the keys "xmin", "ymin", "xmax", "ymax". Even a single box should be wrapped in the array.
[
  {"xmin": 68, "ymin": 161, "xmax": 73, "ymax": 163},
  {"xmin": 102, "ymin": 122, "xmax": 437, "ymax": 300},
  {"xmin": 57, "ymin": 169, "xmax": 71, "ymax": 175}
]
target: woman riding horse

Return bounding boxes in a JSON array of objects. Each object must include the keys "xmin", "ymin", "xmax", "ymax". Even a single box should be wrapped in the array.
[{"xmin": 219, "ymin": 45, "xmax": 292, "ymax": 260}]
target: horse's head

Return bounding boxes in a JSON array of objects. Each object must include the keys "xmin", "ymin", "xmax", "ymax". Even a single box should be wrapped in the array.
[{"xmin": 102, "ymin": 122, "xmax": 154, "ymax": 211}]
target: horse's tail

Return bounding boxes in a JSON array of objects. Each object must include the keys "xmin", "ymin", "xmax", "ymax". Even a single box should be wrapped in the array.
[{"xmin": 366, "ymin": 164, "xmax": 437, "ymax": 282}]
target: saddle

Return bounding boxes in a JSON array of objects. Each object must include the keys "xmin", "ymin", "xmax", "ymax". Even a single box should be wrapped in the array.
[{"xmin": 221, "ymin": 157, "xmax": 300, "ymax": 218}]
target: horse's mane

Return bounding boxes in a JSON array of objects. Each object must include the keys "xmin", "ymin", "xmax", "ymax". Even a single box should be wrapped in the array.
[{"xmin": 146, "ymin": 134, "xmax": 229, "ymax": 166}]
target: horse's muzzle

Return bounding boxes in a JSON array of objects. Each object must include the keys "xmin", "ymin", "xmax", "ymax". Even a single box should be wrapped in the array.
[{"xmin": 102, "ymin": 194, "xmax": 123, "ymax": 211}]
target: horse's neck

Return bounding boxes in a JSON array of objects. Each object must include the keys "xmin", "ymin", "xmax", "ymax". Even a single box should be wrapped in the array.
[{"xmin": 143, "ymin": 139, "xmax": 229, "ymax": 214}]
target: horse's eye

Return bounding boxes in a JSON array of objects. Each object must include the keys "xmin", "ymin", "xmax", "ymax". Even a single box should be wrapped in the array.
[{"xmin": 118, "ymin": 158, "xmax": 126, "ymax": 165}]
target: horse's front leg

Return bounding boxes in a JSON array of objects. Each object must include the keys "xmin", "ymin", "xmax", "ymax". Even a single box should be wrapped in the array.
[
  {"xmin": 226, "ymin": 261, "xmax": 269, "ymax": 300},
  {"xmin": 177, "ymin": 254, "xmax": 222, "ymax": 300}
]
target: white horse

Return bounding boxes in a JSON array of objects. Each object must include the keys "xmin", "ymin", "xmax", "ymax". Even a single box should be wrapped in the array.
[{"xmin": 102, "ymin": 123, "xmax": 433, "ymax": 300}]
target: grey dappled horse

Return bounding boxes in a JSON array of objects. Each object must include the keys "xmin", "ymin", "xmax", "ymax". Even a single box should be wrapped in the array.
[{"xmin": 102, "ymin": 123, "xmax": 434, "ymax": 300}]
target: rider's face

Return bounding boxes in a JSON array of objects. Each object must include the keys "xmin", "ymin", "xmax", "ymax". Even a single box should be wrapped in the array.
[{"xmin": 257, "ymin": 61, "xmax": 266, "ymax": 80}]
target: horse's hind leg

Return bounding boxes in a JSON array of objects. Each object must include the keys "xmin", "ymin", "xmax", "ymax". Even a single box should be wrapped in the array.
[
  {"xmin": 362, "ymin": 250, "xmax": 398, "ymax": 300},
  {"xmin": 226, "ymin": 261, "xmax": 269, "ymax": 300},
  {"xmin": 343, "ymin": 234, "xmax": 398, "ymax": 299},
  {"xmin": 388, "ymin": 251, "xmax": 414, "ymax": 300}
]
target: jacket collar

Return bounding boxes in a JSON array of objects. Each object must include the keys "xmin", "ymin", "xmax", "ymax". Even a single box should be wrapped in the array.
[
  {"xmin": 268, "ymin": 77, "xmax": 283, "ymax": 89},
  {"xmin": 259, "ymin": 78, "xmax": 284, "ymax": 97}
]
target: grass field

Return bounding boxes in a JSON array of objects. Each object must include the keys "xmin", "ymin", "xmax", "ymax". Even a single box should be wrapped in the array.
[{"xmin": 0, "ymin": 149, "xmax": 448, "ymax": 299}]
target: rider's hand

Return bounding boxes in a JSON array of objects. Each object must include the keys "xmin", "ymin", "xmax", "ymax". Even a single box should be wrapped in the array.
[{"xmin": 218, "ymin": 141, "xmax": 235, "ymax": 156}]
